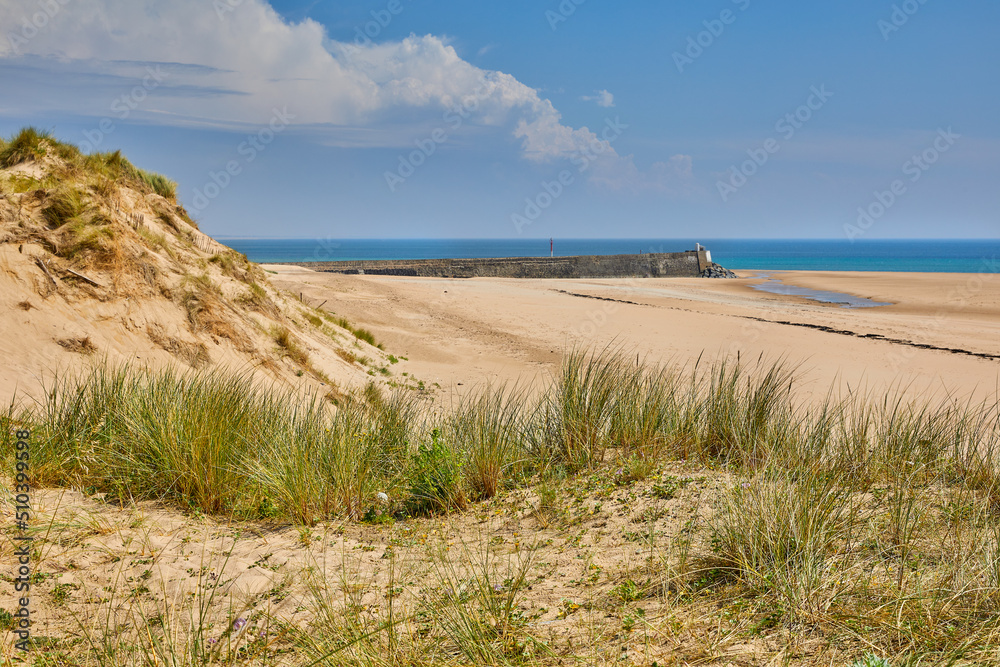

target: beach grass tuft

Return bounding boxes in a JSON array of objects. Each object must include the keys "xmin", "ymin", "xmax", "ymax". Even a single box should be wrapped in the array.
[{"xmin": 0, "ymin": 126, "xmax": 52, "ymax": 167}]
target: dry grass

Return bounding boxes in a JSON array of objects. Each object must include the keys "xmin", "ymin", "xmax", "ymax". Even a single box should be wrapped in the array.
[
  {"xmin": 179, "ymin": 273, "xmax": 247, "ymax": 347},
  {"xmin": 272, "ymin": 325, "xmax": 309, "ymax": 366},
  {"xmin": 56, "ymin": 336, "xmax": 97, "ymax": 355},
  {"xmin": 146, "ymin": 323, "xmax": 211, "ymax": 368},
  {"xmin": 42, "ymin": 185, "xmax": 89, "ymax": 229},
  {"xmin": 238, "ymin": 281, "xmax": 280, "ymax": 317},
  {"xmin": 335, "ymin": 348, "xmax": 359, "ymax": 365}
]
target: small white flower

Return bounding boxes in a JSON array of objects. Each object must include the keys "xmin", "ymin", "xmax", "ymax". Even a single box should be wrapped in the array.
[{"xmin": 376, "ymin": 492, "xmax": 390, "ymax": 504}]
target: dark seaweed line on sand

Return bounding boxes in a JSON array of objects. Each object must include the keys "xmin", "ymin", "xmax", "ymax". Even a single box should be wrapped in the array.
[
  {"xmin": 740, "ymin": 316, "xmax": 1000, "ymax": 361},
  {"xmin": 555, "ymin": 290, "xmax": 644, "ymax": 306},
  {"xmin": 554, "ymin": 289, "xmax": 1000, "ymax": 362}
]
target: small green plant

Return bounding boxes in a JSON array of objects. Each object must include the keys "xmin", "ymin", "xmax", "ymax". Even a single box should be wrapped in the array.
[
  {"xmin": 621, "ymin": 613, "xmax": 637, "ymax": 633},
  {"xmin": 849, "ymin": 655, "xmax": 891, "ymax": 667},
  {"xmin": 407, "ymin": 428, "xmax": 466, "ymax": 515},
  {"xmin": 52, "ymin": 583, "xmax": 79, "ymax": 606},
  {"xmin": 612, "ymin": 578, "xmax": 642, "ymax": 603},
  {"xmin": 749, "ymin": 607, "xmax": 784, "ymax": 636},
  {"xmin": 651, "ymin": 476, "xmax": 681, "ymax": 499},
  {"xmin": 331, "ymin": 315, "xmax": 384, "ymax": 349},
  {"xmin": 533, "ymin": 482, "xmax": 562, "ymax": 527}
]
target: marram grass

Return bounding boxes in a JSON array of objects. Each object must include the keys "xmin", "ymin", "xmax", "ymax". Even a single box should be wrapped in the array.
[
  {"xmin": 4, "ymin": 350, "xmax": 999, "ymax": 525},
  {"xmin": 4, "ymin": 349, "xmax": 1000, "ymax": 664}
]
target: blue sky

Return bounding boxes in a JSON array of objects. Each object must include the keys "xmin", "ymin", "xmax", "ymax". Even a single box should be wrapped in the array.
[{"xmin": 1, "ymin": 0, "xmax": 997, "ymax": 240}]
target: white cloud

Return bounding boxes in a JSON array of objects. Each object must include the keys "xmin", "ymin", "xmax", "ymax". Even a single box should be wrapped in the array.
[
  {"xmin": 581, "ymin": 89, "xmax": 615, "ymax": 108},
  {"xmin": 589, "ymin": 153, "xmax": 698, "ymax": 195},
  {"xmin": 0, "ymin": 0, "xmax": 688, "ymax": 192}
]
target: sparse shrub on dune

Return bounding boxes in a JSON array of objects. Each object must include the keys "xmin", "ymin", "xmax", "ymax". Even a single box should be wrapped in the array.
[
  {"xmin": 208, "ymin": 251, "xmax": 236, "ymax": 275},
  {"xmin": 695, "ymin": 356, "xmax": 799, "ymax": 468},
  {"xmin": 407, "ymin": 427, "xmax": 467, "ymax": 516},
  {"xmin": 175, "ymin": 204, "xmax": 199, "ymax": 229},
  {"xmin": 335, "ymin": 347, "xmax": 358, "ymax": 365},
  {"xmin": 238, "ymin": 281, "xmax": 280, "ymax": 317},
  {"xmin": 178, "ymin": 273, "xmax": 247, "ymax": 346},
  {"xmin": 254, "ymin": 383, "xmax": 417, "ymax": 523},
  {"xmin": 0, "ymin": 126, "xmax": 51, "ymax": 167},
  {"xmin": 74, "ymin": 148, "xmax": 179, "ymax": 204},
  {"xmin": 138, "ymin": 168, "xmax": 177, "ymax": 199},
  {"xmin": 351, "ymin": 326, "xmax": 381, "ymax": 348},
  {"xmin": 42, "ymin": 186, "xmax": 90, "ymax": 229},
  {"xmin": 59, "ymin": 218, "xmax": 119, "ymax": 263}
]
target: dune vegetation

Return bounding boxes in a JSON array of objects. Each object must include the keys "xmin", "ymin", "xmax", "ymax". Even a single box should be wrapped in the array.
[{"xmin": 3, "ymin": 348, "xmax": 1000, "ymax": 665}]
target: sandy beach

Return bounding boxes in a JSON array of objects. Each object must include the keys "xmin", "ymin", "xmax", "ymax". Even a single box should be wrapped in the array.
[{"xmin": 266, "ymin": 266, "xmax": 1000, "ymax": 405}]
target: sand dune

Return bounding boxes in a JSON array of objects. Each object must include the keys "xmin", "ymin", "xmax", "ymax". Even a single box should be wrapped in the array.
[{"xmin": 0, "ymin": 140, "xmax": 393, "ymax": 408}]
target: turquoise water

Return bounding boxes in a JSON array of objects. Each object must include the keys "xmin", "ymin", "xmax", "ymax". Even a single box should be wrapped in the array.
[{"xmin": 220, "ymin": 238, "xmax": 1000, "ymax": 274}]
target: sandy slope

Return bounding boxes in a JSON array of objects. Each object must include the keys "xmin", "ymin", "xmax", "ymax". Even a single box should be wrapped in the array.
[
  {"xmin": 265, "ymin": 266, "xmax": 1000, "ymax": 405},
  {"xmin": 0, "ymin": 148, "xmax": 394, "ymax": 409},
  {"xmin": 8, "ymin": 463, "xmax": 838, "ymax": 666}
]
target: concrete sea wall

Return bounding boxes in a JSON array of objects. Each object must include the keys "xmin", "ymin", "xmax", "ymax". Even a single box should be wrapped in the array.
[{"xmin": 283, "ymin": 250, "xmax": 713, "ymax": 279}]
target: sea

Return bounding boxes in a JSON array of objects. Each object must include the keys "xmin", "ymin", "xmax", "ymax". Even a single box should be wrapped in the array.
[{"xmin": 221, "ymin": 239, "xmax": 1000, "ymax": 274}]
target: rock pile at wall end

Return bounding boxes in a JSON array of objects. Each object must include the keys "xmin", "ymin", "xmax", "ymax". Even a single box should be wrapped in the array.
[{"xmin": 701, "ymin": 264, "xmax": 739, "ymax": 279}]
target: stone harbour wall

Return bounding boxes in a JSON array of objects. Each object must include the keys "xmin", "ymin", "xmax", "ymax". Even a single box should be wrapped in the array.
[{"xmin": 282, "ymin": 250, "xmax": 715, "ymax": 279}]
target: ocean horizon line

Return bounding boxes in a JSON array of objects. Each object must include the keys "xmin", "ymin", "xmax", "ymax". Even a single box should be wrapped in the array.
[
  {"xmin": 223, "ymin": 238, "xmax": 999, "ymax": 274},
  {"xmin": 217, "ymin": 236, "xmax": 998, "ymax": 242}
]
